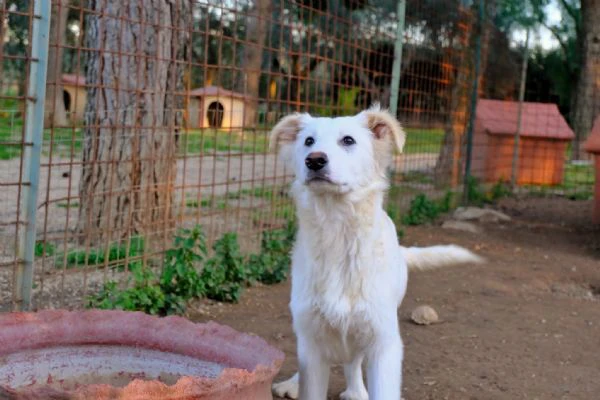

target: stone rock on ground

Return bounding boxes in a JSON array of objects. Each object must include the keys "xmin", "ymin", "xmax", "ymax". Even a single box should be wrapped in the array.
[
  {"xmin": 411, "ymin": 305, "xmax": 439, "ymax": 325},
  {"xmin": 441, "ymin": 220, "xmax": 482, "ymax": 234},
  {"xmin": 453, "ymin": 207, "xmax": 511, "ymax": 223}
]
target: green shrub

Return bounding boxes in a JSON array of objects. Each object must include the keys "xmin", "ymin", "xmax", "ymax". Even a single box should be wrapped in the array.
[
  {"xmin": 402, "ymin": 194, "xmax": 443, "ymax": 225},
  {"xmin": 87, "ymin": 220, "xmax": 297, "ymax": 315}
]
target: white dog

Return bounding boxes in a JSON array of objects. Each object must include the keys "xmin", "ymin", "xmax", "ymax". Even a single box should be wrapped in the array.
[{"xmin": 269, "ymin": 105, "xmax": 482, "ymax": 400}]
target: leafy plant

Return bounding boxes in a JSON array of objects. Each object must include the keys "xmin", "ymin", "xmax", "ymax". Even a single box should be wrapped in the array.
[
  {"xmin": 34, "ymin": 241, "xmax": 56, "ymax": 257},
  {"xmin": 88, "ymin": 268, "xmax": 166, "ymax": 316},
  {"xmin": 466, "ymin": 177, "xmax": 512, "ymax": 205},
  {"xmin": 437, "ymin": 191, "xmax": 455, "ymax": 213},
  {"xmin": 489, "ymin": 180, "xmax": 512, "ymax": 201},
  {"xmin": 402, "ymin": 194, "xmax": 443, "ymax": 225},
  {"xmin": 160, "ymin": 226, "xmax": 208, "ymax": 313},
  {"xmin": 247, "ymin": 223, "xmax": 295, "ymax": 285},
  {"xmin": 56, "ymin": 236, "xmax": 145, "ymax": 271},
  {"xmin": 201, "ymin": 233, "xmax": 246, "ymax": 302},
  {"xmin": 87, "ymin": 220, "xmax": 297, "ymax": 315},
  {"xmin": 465, "ymin": 176, "xmax": 487, "ymax": 206}
]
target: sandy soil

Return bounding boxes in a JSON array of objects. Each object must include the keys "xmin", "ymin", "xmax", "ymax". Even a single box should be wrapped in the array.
[{"xmin": 186, "ymin": 197, "xmax": 600, "ymax": 400}]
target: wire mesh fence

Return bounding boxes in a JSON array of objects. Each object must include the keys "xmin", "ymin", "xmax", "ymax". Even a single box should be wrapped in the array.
[{"xmin": 0, "ymin": 0, "xmax": 596, "ymax": 311}]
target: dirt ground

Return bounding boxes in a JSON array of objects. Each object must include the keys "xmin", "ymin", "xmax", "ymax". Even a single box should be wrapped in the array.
[{"xmin": 187, "ymin": 197, "xmax": 600, "ymax": 400}]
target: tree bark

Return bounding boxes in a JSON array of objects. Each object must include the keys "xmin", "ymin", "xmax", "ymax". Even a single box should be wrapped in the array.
[
  {"xmin": 434, "ymin": 14, "xmax": 474, "ymax": 187},
  {"xmin": 78, "ymin": 0, "xmax": 190, "ymax": 244},
  {"xmin": 571, "ymin": 0, "xmax": 600, "ymax": 160},
  {"xmin": 44, "ymin": 0, "xmax": 69, "ymax": 128},
  {"xmin": 234, "ymin": 0, "xmax": 272, "ymax": 127}
]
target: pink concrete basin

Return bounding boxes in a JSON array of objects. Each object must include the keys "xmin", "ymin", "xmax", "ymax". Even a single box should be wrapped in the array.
[{"xmin": 0, "ymin": 310, "xmax": 284, "ymax": 399}]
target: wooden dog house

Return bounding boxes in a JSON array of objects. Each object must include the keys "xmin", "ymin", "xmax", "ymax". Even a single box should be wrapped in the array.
[
  {"xmin": 584, "ymin": 116, "xmax": 600, "ymax": 224},
  {"xmin": 471, "ymin": 99, "xmax": 574, "ymax": 185},
  {"xmin": 62, "ymin": 74, "xmax": 87, "ymax": 122},
  {"xmin": 187, "ymin": 86, "xmax": 250, "ymax": 129}
]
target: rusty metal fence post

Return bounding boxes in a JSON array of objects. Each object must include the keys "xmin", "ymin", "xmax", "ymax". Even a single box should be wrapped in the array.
[
  {"xmin": 15, "ymin": 0, "xmax": 51, "ymax": 310},
  {"xmin": 463, "ymin": 0, "xmax": 483, "ymax": 202}
]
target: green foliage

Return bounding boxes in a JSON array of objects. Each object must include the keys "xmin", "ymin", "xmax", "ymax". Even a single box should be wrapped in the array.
[
  {"xmin": 489, "ymin": 180, "xmax": 512, "ymax": 201},
  {"xmin": 466, "ymin": 177, "xmax": 512, "ymax": 206},
  {"xmin": 566, "ymin": 191, "xmax": 593, "ymax": 201},
  {"xmin": 201, "ymin": 233, "xmax": 246, "ymax": 302},
  {"xmin": 400, "ymin": 190, "xmax": 457, "ymax": 226},
  {"xmin": 160, "ymin": 226, "xmax": 208, "ymax": 313},
  {"xmin": 465, "ymin": 176, "xmax": 487, "ymax": 206},
  {"xmin": 56, "ymin": 236, "xmax": 145, "ymax": 271},
  {"xmin": 34, "ymin": 241, "xmax": 56, "ymax": 257},
  {"xmin": 57, "ymin": 202, "xmax": 79, "ymax": 208},
  {"xmin": 247, "ymin": 221, "xmax": 296, "ymax": 284},
  {"xmin": 402, "ymin": 194, "xmax": 444, "ymax": 226},
  {"xmin": 88, "ymin": 268, "xmax": 167, "ymax": 316},
  {"xmin": 403, "ymin": 128, "xmax": 445, "ymax": 154},
  {"xmin": 311, "ymin": 88, "xmax": 360, "ymax": 117},
  {"xmin": 88, "ymin": 221, "xmax": 296, "ymax": 315}
]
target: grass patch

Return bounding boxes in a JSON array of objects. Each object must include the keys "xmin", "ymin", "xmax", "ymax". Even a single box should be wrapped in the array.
[
  {"xmin": 400, "ymin": 170, "xmax": 435, "ymax": 185},
  {"xmin": 35, "ymin": 241, "xmax": 56, "ymax": 257},
  {"xmin": 180, "ymin": 129, "xmax": 270, "ymax": 155},
  {"xmin": 0, "ymin": 115, "xmax": 83, "ymax": 159},
  {"xmin": 519, "ymin": 163, "xmax": 594, "ymax": 200},
  {"xmin": 404, "ymin": 127, "xmax": 445, "ymax": 154},
  {"xmin": 561, "ymin": 163, "xmax": 595, "ymax": 190},
  {"xmin": 57, "ymin": 201, "xmax": 79, "ymax": 208},
  {"xmin": 0, "ymin": 112, "xmax": 445, "ymax": 159},
  {"xmin": 54, "ymin": 236, "xmax": 145, "ymax": 270},
  {"xmin": 186, "ymin": 198, "xmax": 215, "ymax": 208},
  {"xmin": 187, "ymin": 186, "xmax": 282, "ymax": 211}
]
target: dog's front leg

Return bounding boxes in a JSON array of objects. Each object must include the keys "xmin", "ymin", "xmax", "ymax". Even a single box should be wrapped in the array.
[
  {"xmin": 341, "ymin": 354, "xmax": 368, "ymax": 400},
  {"xmin": 366, "ymin": 332, "xmax": 403, "ymax": 400},
  {"xmin": 298, "ymin": 337, "xmax": 330, "ymax": 400}
]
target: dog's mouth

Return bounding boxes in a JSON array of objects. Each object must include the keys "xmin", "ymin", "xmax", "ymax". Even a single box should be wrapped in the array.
[{"xmin": 306, "ymin": 175, "xmax": 334, "ymax": 185}]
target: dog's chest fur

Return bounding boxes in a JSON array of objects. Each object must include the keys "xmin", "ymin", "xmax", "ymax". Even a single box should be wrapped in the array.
[{"xmin": 291, "ymin": 186, "xmax": 397, "ymax": 361}]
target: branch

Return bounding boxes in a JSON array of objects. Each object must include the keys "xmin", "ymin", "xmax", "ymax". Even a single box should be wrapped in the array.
[
  {"xmin": 557, "ymin": 0, "xmax": 579, "ymax": 25},
  {"xmin": 540, "ymin": 20, "xmax": 569, "ymax": 56}
]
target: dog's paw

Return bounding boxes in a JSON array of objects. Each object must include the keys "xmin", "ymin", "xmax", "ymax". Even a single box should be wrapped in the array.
[
  {"xmin": 272, "ymin": 375, "xmax": 299, "ymax": 399},
  {"xmin": 339, "ymin": 388, "xmax": 369, "ymax": 400}
]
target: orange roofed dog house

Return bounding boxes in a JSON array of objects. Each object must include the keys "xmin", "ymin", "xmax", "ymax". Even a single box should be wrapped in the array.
[{"xmin": 470, "ymin": 99, "xmax": 574, "ymax": 186}]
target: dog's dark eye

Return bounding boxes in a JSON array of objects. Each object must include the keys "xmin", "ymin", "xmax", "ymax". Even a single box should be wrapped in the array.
[
  {"xmin": 305, "ymin": 137, "xmax": 315, "ymax": 146},
  {"xmin": 342, "ymin": 136, "xmax": 355, "ymax": 146}
]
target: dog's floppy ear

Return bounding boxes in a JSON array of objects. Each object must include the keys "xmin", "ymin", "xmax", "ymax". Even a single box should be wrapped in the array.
[
  {"xmin": 269, "ymin": 113, "xmax": 306, "ymax": 153},
  {"xmin": 362, "ymin": 104, "xmax": 406, "ymax": 154}
]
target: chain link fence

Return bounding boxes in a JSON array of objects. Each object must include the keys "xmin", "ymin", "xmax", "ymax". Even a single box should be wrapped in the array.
[{"xmin": 0, "ymin": 0, "xmax": 595, "ymax": 311}]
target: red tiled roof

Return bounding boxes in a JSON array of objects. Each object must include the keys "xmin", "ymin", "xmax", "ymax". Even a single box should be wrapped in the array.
[
  {"xmin": 477, "ymin": 99, "xmax": 574, "ymax": 140},
  {"xmin": 189, "ymin": 85, "xmax": 251, "ymax": 100},
  {"xmin": 62, "ymin": 74, "xmax": 86, "ymax": 86},
  {"xmin": 584, "ymin": 115, "xmax": 600, "ymax": 153}
]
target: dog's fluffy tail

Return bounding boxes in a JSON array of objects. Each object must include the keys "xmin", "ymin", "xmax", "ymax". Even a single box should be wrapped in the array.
[{"xmin": 401, "ymin": 245, "xmax": 484, "ymax": 271}]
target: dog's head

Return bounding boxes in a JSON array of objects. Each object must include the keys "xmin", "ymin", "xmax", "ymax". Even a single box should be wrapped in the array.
[{"xmin": 269, "ymin": 105, "xmax": 405, "ymax": 194}]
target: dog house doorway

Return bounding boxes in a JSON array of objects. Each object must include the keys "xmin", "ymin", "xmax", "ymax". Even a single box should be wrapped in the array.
[
  {"xmin": 207, "ymin": 101, "xmax": 224, "ymax": 128},
  {"xmin": 63, "ymin": 90, "xmax": 72, "ymax": 113}
]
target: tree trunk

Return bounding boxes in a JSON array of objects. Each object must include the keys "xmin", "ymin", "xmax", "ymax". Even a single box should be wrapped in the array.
[
  {"xmin": 571, "ymin": 0, "xmax": 600, "ymax": 160},
  {"xmin": 234, "ymin": 0, "xmax": 272, "ymax": 127},
  {"xmin": 78, "ymin": 0, "xmax": 190, "ymax": 245},
  {"xmin": 434, "ymin": 15, "xmax": 474, "ymax": 187},
  {"xmin": 44, "ymin": 0, "xmax": 69, "ymax": 128}
]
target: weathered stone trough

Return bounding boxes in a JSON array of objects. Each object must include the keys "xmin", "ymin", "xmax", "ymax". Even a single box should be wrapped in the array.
[{"xmin": 0, "ymin": 310, "xmax": 284, "ymax": 399}]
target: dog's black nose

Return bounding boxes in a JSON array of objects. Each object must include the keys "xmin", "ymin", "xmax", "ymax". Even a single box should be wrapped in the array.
[{"xmin": 305, "ymin": 152, "xmax": 328, "ymax": 171}]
